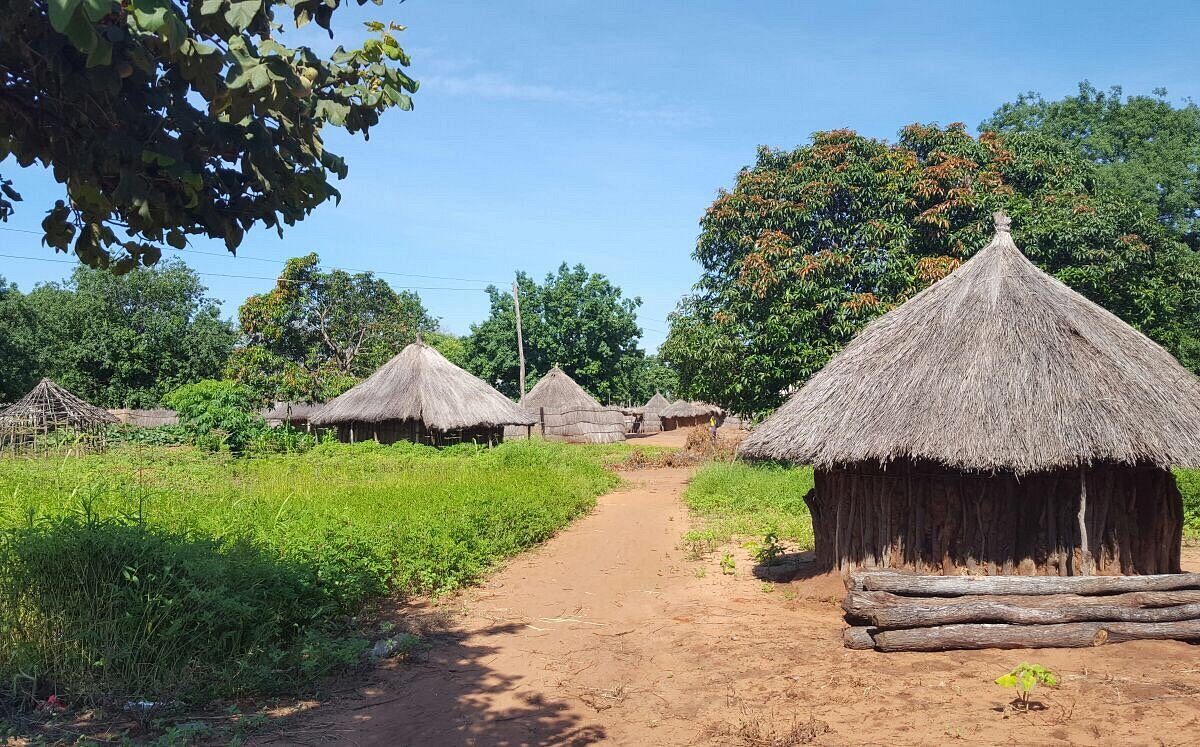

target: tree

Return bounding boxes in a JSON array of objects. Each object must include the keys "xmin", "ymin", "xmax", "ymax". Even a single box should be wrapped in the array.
[
  {"xmin": 465, "ymin": 264, "xmax": 646, "ymax": 403},
  {"xmin": 230, "ymin": 253, "xmax": 438, "ymax": 403},
  {"xmin": 1, "ymin": 0, "xmax": 417, "ymax": 269},
  {"xmin": 164, "ymin": 379, "xmax": 262, "ymax": 452},
  {"xmin": 663, "ymin": 124, "xmax": 1200, "ymax": 416},
  {"xmin": 983, "ymin": 82, "xmax": 1200, "ymax": 250},
  {"xmin": 0, "ymin": 276, "xmax": 40, "ymax": 403},
  {"xmin": 3, "ymin": 260, "xmax": 236, "ymax": 407}
]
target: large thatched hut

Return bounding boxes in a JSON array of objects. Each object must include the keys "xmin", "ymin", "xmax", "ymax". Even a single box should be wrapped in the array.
[
  {"xmin": 661, "ymin": 400, "xmax": 723, "ymax": 431},
  {"xmin": 519, "ymin": 366, "xmax": 626, "ymax": 444},
  {"xmin": 740, "ymin": 213, "xmax": 1200, "ymax": 577},
  {"xmin": 310, "ymin": 341, "xmax": 535, "ymax": 446},
  {"xmin": 0, "ymin": 378, "xmax": 118, "ymax": 453}
]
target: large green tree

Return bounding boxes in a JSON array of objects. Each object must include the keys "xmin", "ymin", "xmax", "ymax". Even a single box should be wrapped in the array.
[
  {"xmin": 465, "ymin": 263, "xmax": 647, "ymax": 403},
  {"xmin": 663, "ymin": 124, "xmax": 1200, "ymax": 416},
  {"xmin": 228, "ymin": 252, "xmax": 438, "ymax": 404},
  {"xmin": 1, "ymin": 0, "xmax": 416, "ymax": 269},
  {"xmin": 983, "ymin": 82, "xmax": 1200, "ymax": 249},
  {"xmin": 1, "ymin": 260, "xmax": 236, "ymax": 406}
]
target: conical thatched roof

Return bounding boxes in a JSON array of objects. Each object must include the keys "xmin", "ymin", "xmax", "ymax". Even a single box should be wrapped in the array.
[
  {"xmin": 740, "ymin": 212, "xmax": 1200, "ymax": 473},
  {"xmin": 642, "ymin": 392, "xmax": 671, "ymax": 414},
  {"xmin": 311, "ymin": 342, "xmax": 535, "ymax": 429},
  {"xmin": 0, "ymin": 378, "xmax": 117, "ymax": 430},
  {"xmin": 522, "ymin": 366, "xmax": 604, "ymax": 409}
]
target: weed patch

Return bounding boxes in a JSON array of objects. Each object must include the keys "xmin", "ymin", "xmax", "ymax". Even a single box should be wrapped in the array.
[{"xmin": 682, "ymin": 461, "xmax": 814, "ymax": 554}]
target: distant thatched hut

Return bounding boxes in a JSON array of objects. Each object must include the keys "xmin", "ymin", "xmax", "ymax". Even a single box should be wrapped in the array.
[
  {"xmin": 631, "ymin": 392, "xmax": 671, "ymax": 434},
  {"xmin": 310, "ymin": 341, "xmax": 535, "ymax": 446},
  {"xmin": 661, "ymin": 400, "xmax": 722, "ymax": 431},
  {"xmin": 107, "ymin": 408, "xmax": 179, "ymax": 427},
  {"xmin": 0, "ymin": 378, "xmax": 118, "ymax": 454},
  {"xmin": 740, "ymin": 213, "xmax": 1200, "ymax": 576},
  {"xmin": 261, "ymin": 402, "xmax": 322, "ymax": 431},
  {"xmin": 519, "ymin": 366, "xmax": 626, "ymax": 444}
]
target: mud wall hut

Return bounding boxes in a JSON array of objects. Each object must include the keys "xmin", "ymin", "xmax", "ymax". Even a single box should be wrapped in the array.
[
  {"xmin": 661, "ymin": 400, "xmax": 723, "ymax": 431},
  {"xmin": 740, "ymin": 213, "xmax": 1200, "ymax": 577},
  {"xmin": 310, "ymin": 341, "xmax": 535, "ymax": 446},
  {"xmin": 630, "ymin": 392, "xmax": 671, "ymax": 434},
  {"xmin": 517, "ymin": 366, "xmax": 626, "ymax": 444}
]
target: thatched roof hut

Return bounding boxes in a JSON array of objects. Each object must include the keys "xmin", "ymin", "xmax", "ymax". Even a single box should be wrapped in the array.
[
  {"xmin": 311, "ymin": 341, "xmax": 535, "ymax": 446},
  {"xmin": 631, "ymin": 392, "xmax": 671, "ymax": 434},
  {"xmin": 660, "ymin": 400, "xmax": 722, "ymax": 431},
  {"xmin": 519, "ymin": 366, "xmax": 626, "ymax": 444},
  {"xmin": 108, "ymin": 408, "xmax": 179, "ymax": 428},
  {"xmin": 0, "ymin": 378, "xmax": 118, "ymax": 454},
  {"xmin": 740, "ymin": 212, "xmax": 1200, "ymax": 576},
  {"xmin": 261, "ymin": 402, "xmax": 322, "ymax": 430}
]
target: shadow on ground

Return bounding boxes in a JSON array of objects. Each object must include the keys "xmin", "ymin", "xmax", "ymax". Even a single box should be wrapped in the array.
[{"xmin": 254, "ymin": 608, "xmax": 606, "ymax": 747}]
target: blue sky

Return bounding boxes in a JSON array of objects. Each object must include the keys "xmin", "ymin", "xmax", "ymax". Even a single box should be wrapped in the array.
[{"xmin": 3, "ymin": 0, "xmax": 1199, "ymax": 350}]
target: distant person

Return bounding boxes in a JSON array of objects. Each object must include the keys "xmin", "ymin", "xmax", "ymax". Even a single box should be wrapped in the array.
[{"xmin": 709, "ymin": 415, "xmax": 718, "ymax": 443}]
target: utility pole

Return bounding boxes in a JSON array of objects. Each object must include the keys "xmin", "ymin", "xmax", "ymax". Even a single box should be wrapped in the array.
[{"xmin": 512, "ymin": 279, "xmax": 526, "ymax": 401}]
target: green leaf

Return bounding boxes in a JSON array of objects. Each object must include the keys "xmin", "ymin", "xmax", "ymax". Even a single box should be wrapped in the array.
[
  {"xmin": 994, "ymin": 674, "xmax": 1016, "ymax": 688},
  {"xmin": 224, "ymin": 0, "xmax": 260, "ymax": 31},
  {"xmin": 48, "ymin": 0, "xmax": 84, "ymax": 33},
  {"xmin": 81, "ymin": 0, "xmax": 112, "ymax": 22},
  {"xmin": 166, "ymin": 230, "xmax": 187, "ymax": 250},
  {"xmin": 200, "ymin": 0, "xmax": 223, "ymax": 14},
  {"xmin": 63, "ymin": 9, "xmax": 99, "ymax": 53},
  {"xmin": 85, "ymin": 38, "xmax": 112, "ymax": 68}
]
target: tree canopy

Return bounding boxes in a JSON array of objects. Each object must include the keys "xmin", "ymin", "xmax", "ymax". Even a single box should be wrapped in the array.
[
  {"xmin": 465, "ymin": 263, "xmax": 649, "ymax": 404},
  {"xmin": 983, "ymin": 82, "xmax": 1200, "ymax": 250},
  {"xmin": 662, "ymin": 124, "xmax": 1200, "ymax": 416},
  {"xmin": 228, "ymin": 253, "xmax": 439, "ymax": 404},
  {"xmin": 1, "ymin": 0, "xmax": 416, "ymax": 269},
  {"xmin": 0, "ymin": 260, "xmax": 236, "ymax": 407}
]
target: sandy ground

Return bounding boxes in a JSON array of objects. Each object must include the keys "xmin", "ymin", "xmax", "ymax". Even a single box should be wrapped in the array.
[{"xmin": 256, "ymin": 462, "xmax": 1200, "ymax": 746}]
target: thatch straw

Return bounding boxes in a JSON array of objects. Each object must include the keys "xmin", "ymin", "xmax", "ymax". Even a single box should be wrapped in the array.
[
  {"xmin": 661, "ymin": 400, "xmax": 722, "ymax": 420},
  {"xmin": 108, "ymin": 408, "xmax": 179, "ymax": 427},
  {"xmin": 311, "ymin": 342, "xmax": 535, "ymax": 430},
  {"xmin": 632, "ymin": 391, "xmax": 672, "ymax": 434},
  {"xmin": 740, "ymin": 212, "xmax": 1200, "ymax": 473},
  {"xmin": 261, "ymin": 401, "xmax": 322, "ymax": 426},
  {"xmin": 520, "ymin": 366, "xmax": 625, "ymax": 443}
]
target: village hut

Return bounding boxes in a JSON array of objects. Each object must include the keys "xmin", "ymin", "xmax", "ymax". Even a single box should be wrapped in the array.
[
  {"xmin": 660, "ymin": 400, "xmax": 723, "ymax": 431},
  {"xmin": 631, "ymin": 392, "xmax": 672, "ymax": 434},
  {"xmin": 310, "ymin": 341, "xmax": 535, "ymax": 446},
  {"xmin": 261, "ymin": 401, "xmax": 322, "ymax": 431},
  {"xmin": 0, "ymin": 377, "xmax": 118, "ymax": 454},
  {"xmin": 740, "ymin": 213, "xmax": 1200, "ymax": 577},
  {"xmin": 107, "ymin": 408, "xmax": 179, "ymax": 427},
  {"xmin": 519, "ymin": 366, "xmax": 626, "ymax": 444}
]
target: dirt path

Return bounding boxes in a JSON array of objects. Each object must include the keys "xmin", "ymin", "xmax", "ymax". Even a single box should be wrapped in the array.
[{"xmin": 262, "ymin": 465, "xmax": 1200, "ymax": 746}]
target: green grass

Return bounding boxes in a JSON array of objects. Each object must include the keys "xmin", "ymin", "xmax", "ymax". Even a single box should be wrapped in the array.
[
  {"xmin": 0, "ymin": 439, "xmax": 619, "ymax": 706},
  {"xmin": 681, "ymin": 461, "xmax": 814, "ymax": 557},
  {"xmin": 1179, "ymin": 468, "xmax": 1200, "ymax": 539}
]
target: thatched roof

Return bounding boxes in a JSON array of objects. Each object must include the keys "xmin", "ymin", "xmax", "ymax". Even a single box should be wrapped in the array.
[
  {"xmin": 0, "ymin": 378, "xmax": 117, "ymax": 430},
  {"xmin": 642, "ymin": 392, "xmax": 671, "ymax": 415},
  {"xmin": 661, "ymin": 400, "xmax": 722, "ymax": 419},
  {"xmin": 261, "ymin": 401, "xmax": 323, "ymax": 422},
  {"xmin": 522, "ymin": 366, "xmax": 604, "ymax": 410},
  {"xmin": 740, "ymin": 212, "xmax": 1200, "ymax": 473},
  {"xmin": 311, "ymin": 342, "xmax": 535, "ymax": 429}
]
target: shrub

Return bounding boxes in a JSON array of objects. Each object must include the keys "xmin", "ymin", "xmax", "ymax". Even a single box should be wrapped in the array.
[
  {"xmin": 682, "ymin": 461, "xmax": 815, "ymax": 553},
  {"xmin": 163, "ymin": 380, "xmax": 264, "ymax": 453}
]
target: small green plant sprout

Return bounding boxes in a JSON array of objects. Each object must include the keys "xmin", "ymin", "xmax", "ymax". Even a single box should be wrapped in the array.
[
  {"xmin": 720, "ymin": 552, "xmax": 736, "ymax": 575},
  {"xmin": 995, "ymin": 663, "xmax": 1058, "ymax": 711},
  {"xmin": 753, "ymin": 531, "xmax": 787, "ymax": 566}
]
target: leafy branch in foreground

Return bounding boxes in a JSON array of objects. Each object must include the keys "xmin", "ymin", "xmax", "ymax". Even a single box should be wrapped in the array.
[{"xmin": 1, "ymin": 0, "xmax": 417, "ymax": 270}]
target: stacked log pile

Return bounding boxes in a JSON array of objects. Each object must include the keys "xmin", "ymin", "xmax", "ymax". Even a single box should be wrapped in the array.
[{"xmin": 843, "ymin": 572, "xmax": 1200, "ymax": 652}]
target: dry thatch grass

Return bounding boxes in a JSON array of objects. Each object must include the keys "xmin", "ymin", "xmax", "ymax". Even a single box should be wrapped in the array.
[
  {"xmin": 519, "ymin": 367, "xmax": 625, "ymax": 444},
  {"xmin": 312, "ymin": 342, "xmax": 534, "ymax": 430},
  {"xmin": 740, "ymin": 213, "xmax": 1200, "ymax": 473}
]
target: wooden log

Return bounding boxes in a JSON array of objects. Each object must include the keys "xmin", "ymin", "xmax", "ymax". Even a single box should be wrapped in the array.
[
  {"xmin": 853, "ymin": 572, "xmax": 1200, "ymax": 597},
  {"xmin": 870, "ymin": 620, "xmax": 1200, "ymax": 652},
  {"xmin": 842, "ymin": 626, "xmax": 879, "ymax": 650},
  {"xmin": 843, "ymin": 589, "xmax": 1200, "ymax": 618},
  {"xmin": 852, "ymin": 597, "xmax": 1200, "ymax": 629}
]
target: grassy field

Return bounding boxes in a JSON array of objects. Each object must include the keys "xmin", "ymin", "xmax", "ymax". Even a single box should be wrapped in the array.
[
  {"xmin": 681, "ymin": 461, "xmax": 815, "ymax": 557},
  {"xmin": 0, "ymin": 439, "xmax": 623, "ymax": 706}
]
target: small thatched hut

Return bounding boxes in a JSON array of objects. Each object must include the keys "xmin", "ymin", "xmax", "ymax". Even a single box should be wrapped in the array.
[
  {"xmin": 631, "ymin": 392, "xmax": 671, "ymax": 434},
  {"xmin": 261, "ymin": 402, "xmax": 322, "ymax": 431},
  {"xmin": 740, "ymin": 213, "xmax": 1200, "ymax": 577},
  {"xmin": 661, "ymin": 400, "xmax": 723, "ymax": 431},
  {"xmin": 310, "ymin": 341, "xmax": 535, "ymax": 446},
  {"xmin": 0, "ymin": 378, "xmax": 118, "ymax": 453},
  {"xmin": 519, "ymin": 366, "xmax": 626, "ymax": 444}
]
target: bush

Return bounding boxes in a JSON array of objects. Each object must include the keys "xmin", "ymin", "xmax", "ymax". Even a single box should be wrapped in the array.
[
  {"xmin": 163, "ymin": 380, "xmax": 264, "ymax": 453},
  {"xmin": 1179, "ymin": 468, "xmax": 1200, "ymax": 539},
  {"xmin": 682, "ymin": 461, "xmax": 815, "ymax": 554}
]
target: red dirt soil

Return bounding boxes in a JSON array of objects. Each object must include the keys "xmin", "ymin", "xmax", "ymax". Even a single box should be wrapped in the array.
[{"xmin": 255, "ymin": 462, "xmax": 1200, "ymax": 746}]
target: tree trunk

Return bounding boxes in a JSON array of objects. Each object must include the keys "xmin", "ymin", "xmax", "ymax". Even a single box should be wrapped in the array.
[
  {"xmin": 863, "ymin": 620, "xmax": 1200, "ymax": 652},
  {"xmin": 844, "ymin": 589, "xmax": 1200, "ymax": 617},
  {"xmin": 845, "ymin": 594, "xmax": 1200, "ymax": 628},
  {"xmin": 852, "ymin": 572, "xmax": 1200, "ymax": 597}
]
